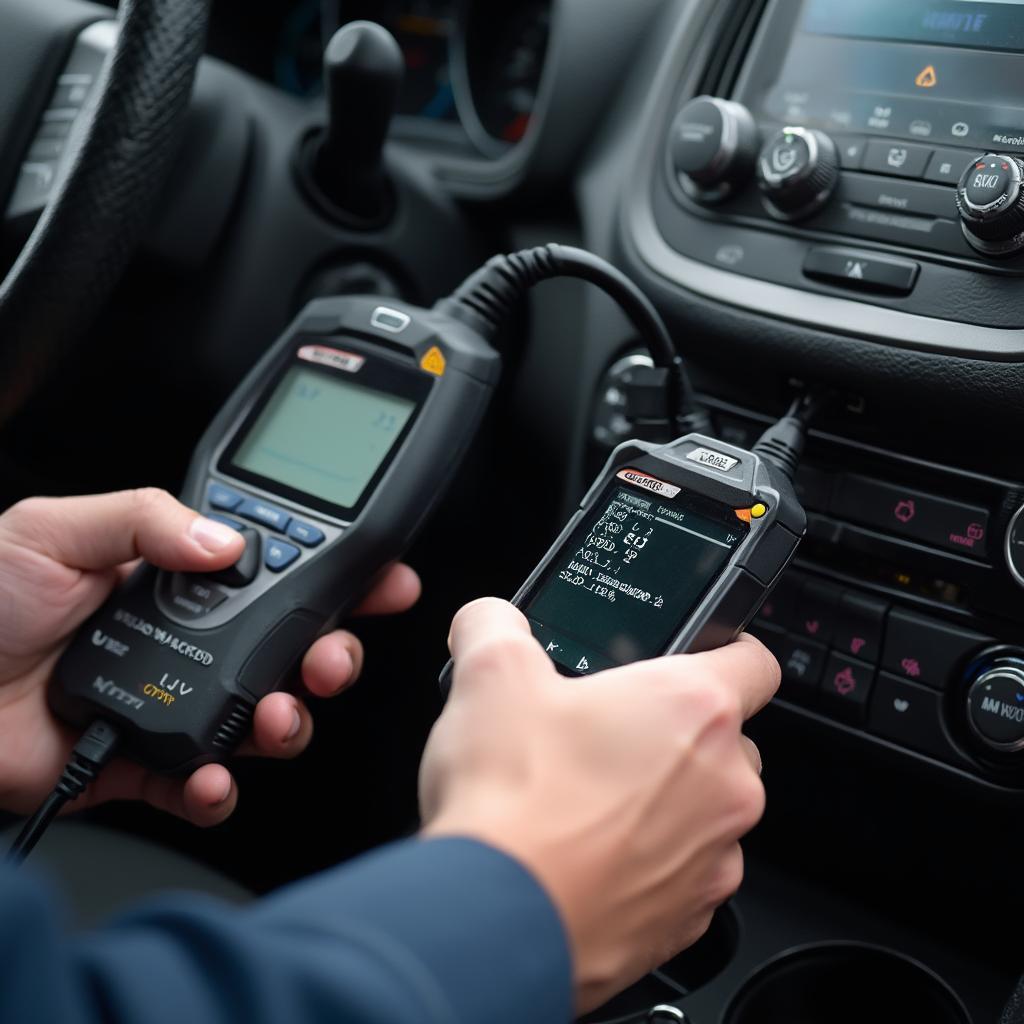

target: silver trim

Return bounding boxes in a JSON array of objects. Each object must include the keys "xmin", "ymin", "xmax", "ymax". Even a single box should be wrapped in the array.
[
  {"xmin": 648, "ymin": 1007, "xmax": 687, "ymax": 1022},
  {"xmin": 1005, "ymin": 503, "xmax": 1024, "ymax": 588},
  {"xmin": 967, "ymin": 666, "xmax": 1024, "ymax": 753},
  {"xmin": 623, "ymin": 0, "xmax": 1024, "ymax": 360}
]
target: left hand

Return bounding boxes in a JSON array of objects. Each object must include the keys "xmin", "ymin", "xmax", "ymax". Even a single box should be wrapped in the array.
[{"xmin": 0, "ymin": 488, "xmax": 420, "ymax": 826}]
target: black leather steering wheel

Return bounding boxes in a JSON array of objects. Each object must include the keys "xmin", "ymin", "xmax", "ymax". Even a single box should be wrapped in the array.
[{"xmin": 0, "ymin": 0, "xmax": 208, "ymax": 426}]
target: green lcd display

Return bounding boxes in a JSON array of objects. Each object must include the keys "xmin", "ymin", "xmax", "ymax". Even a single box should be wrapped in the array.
[{"xmin": 231, "ymin": 366, "xmax": 417, "ymax": 511}]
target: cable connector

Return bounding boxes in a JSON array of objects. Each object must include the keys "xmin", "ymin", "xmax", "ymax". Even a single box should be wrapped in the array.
[
  {"xmin": 5, "ymin": 719, "xmax": 119, "ymax": 866},
  {"xmin": 752, "ymin": 394, "xmax": 822, "ymax": 481}
]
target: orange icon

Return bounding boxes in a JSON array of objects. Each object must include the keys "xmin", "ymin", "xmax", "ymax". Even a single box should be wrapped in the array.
[
  {"xmin": 419, "ymin": 345, "xmax": 447, "ymax": 377},
  {"xmin": 915, "ymin": 65, "xmax": 937, "ymax": 88}
]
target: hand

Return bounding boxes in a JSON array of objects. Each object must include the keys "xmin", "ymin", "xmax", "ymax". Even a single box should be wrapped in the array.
[
  {"xmin": 419, "ymin": 598, "xmax": 778, "ymax": 1013},
  {"xmin": 0, "ymin": 489, "xmax": 420, "ymax": 826}
]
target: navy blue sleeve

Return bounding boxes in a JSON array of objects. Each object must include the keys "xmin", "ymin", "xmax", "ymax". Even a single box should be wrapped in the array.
[{"xmin": 0, "ymin": 837, "xmax": 573, "ymax": 1024}]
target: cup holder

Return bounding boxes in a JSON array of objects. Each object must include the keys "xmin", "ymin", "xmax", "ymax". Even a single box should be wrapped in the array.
[
  {"xmin": 579, "ymin": 905, "xmax": 739, "ymax": 1024},
  {"xmin": 724, "ymin": 943, "xmax": 971, "ymax": 1024}
]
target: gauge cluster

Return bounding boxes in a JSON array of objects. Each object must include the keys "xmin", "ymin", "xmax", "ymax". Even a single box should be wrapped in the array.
[{"xmin": 207, "ymin": 0, "xmax": 553, "ymax": 158}]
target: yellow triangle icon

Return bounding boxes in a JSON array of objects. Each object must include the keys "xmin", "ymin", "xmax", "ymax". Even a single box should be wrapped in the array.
[
  {"xmin": 420, "ymin": 345, "xmax": 447, "ymax": 377},
  {"xmin": 915, "ymin": 65, "xmax": 937, "ymax": 88}
]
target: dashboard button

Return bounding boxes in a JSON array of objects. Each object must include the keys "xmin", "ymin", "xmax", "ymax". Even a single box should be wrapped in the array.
[
  {"xmin": 834, "ymin": 135, "xmax": 867, "ymax": 170},
  {"xmin": 830, "ymin": 475, "xmax": 990, "ymax": 558},
  {"xmin": 820, "ymin": 653, "xmax": 875, "ymax": 724},
  {"xmin": 795, "ymin": 578, "xmax": 842, "ymax": 643},
  {"xmin": 924, "ymin": 147, "xmax": 976, "ymax": 186},
  {"xmin": 882, "ymin": 609, "xmax": 989, "ymax": 689},
  {"xmin": 869, "ymin": 674, "xmax": 954, "ymax": 761},
  {"xmin": 779, "ymin": 635, "xmax": 826, "ymax": 691},
  {"xmin": 287, "ymin": 520, "xmax": 326, "ymax": 547},
  {"xmin": 237, "ymin": 498, "xmax": 292, "ymax": 532},
  {"xmin": 840, "ymin": 174, "xmax": 957, "ymax": 220},
  {"xmin": 862, "ymin": 140, "xmax": 933, "ymax": 179},
  {"xmin": 833, "ymin": 591, "xmax": 888, "ymax": 664},
  {"xmin": 207, "ymin": 483, "xmax": 244, "ymax": 512},
  {"xmin": 803, "ymin": 247, "xmax": 919, "ymax": 296},
  {"xmin": 265, "ymin": 539, "xmax": 301, "ymax": 573}
]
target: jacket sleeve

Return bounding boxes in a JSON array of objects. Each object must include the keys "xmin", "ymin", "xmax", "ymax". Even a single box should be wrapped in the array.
[{"xmin": 0, "ymin": 837, "xmax": 573, "ymax": 1024}]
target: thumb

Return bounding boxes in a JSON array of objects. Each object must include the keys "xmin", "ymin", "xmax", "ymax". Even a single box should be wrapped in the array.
[{"xmin": 6, "ymin": 489, "xmax": 245, "ymax": 573}]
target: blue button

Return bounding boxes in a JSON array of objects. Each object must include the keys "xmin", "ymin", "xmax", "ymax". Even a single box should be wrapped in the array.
[
  {"xmin": 207, "ymin": 483, "xmax": 244, "ymax": 511},
  {"xmin": 238, "ymin": 499, "xmax": 291, "ymax": 532},
  {"xmin": 207, "ymin": 514, "xmax": 244, "ymax": 531},
  {"xmin": 265, "ymin": 539, "xmax": 301, "ymax": 572},
  {"xmin": 287, "ymin": 520, "xmax": 325, "ymax": 547}
]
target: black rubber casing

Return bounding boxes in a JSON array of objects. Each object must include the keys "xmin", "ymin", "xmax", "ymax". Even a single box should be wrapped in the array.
[{"xmin": 49, "ymin": 296, "xmax": 500, "ymax": 773}]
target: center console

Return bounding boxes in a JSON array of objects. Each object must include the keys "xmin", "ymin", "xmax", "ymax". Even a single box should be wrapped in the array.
[
  {"xmin": 633, "ymin": 0, "xmax": 1024, "ymax": 355},
  {"xmin": 611, "ymin": 0, "xmax": 1024, "ymax": 802}
]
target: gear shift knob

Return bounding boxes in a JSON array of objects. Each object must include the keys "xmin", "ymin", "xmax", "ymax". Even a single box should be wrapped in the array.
[{"xmin": 313, "ymin": 21, "xmax": 404, "ymax": 224}]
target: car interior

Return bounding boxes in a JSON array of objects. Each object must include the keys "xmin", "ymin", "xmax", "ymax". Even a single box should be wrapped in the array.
[{"xmin": 3, "ymin": 0, "xmax": 1024, "ymax": 1021}]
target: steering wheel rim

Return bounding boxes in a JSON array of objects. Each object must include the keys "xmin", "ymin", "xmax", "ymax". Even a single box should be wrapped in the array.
[{"xmin": 0, "ymin": 0, "xmax": 208, "ymax": 427}]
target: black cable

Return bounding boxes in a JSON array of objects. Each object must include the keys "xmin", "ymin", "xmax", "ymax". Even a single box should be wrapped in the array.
[
  {"xmin": 5, "ymin": 719, "xmax": 119, "ymax": 866},
  {"xmin": 436, "ymin": 244, "xmax": 703, "ymax": 433},
  {"xmin": 751, "ymin": 392, "xmax": 826, "ymax": 481}
]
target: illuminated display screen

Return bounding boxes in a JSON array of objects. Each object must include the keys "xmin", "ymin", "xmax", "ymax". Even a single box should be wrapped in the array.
[
  {"xmin": 802, "ymin": 0, "xmax": 1024, "ymax": 53},
  {"xmin": 522, "ymin": 480, "xmax": 748, "ymax": 675},
  {"xmin": 231, "ymin": 366, "xmax": 416, "ymax": 512}
]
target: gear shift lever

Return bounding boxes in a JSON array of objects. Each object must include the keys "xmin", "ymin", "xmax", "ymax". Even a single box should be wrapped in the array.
[{"xmin": 302, "ymin": 21, "xmax": 404, "ymax": 226}]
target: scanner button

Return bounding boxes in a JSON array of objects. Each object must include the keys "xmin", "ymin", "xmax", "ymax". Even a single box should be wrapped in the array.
[
  {"xmin": 207, "ymin": 483, "xmax": 244, "ymax": 512},
  {"xmin": 265, "ymin": 539, "xmax": 301, "ymax": 572},
  {"xmin": 238, "ymin": 499, "xmax": 291, "ymax": 532},
  {"xmin": 207, "ymin": 513, "xmax": 244, "ymax": 531},
  {"xmin": 209, "ymin": 527, "xmax": 261, "ymax": 588},
  {"xmin": 287, "ymin": 521, "xmax": 325, "ymax": 547},
  {"xmin": 169, "ymin": 576, "xmax": 229, "ymax": 618}
]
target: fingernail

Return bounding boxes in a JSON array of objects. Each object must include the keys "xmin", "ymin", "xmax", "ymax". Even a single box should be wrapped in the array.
[
  {"xmin": 189, "ymin": 517, "xmax": 239, "ymax": 554},
  {"xmin": 286, "ymin": 708, "xmax": 302, "ymax": 741},
  {"xmin": 214, "ymin": 776, "xmax": 232, "ymax": 805}
]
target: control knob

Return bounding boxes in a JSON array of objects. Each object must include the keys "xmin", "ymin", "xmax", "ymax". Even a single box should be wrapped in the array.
[
  {"xmin": 955, "ymin": 153, "xmax": 1024, "ymax": 257},
  {"xmin": 965, "ymin": 649, "xmax": 1024, "ymax": 755},
  {"xmin": 668, "ymin": 96, "xmax": 759, "ymax": 203},
  {"xmin": 756, "ymin": 126, "xmax": 839, "ymax": 222}
]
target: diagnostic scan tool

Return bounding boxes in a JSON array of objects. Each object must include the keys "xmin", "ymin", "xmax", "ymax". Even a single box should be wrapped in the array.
[{"xmin": 512, "ymin": 427, "xmax": 808, "ymax": 676}]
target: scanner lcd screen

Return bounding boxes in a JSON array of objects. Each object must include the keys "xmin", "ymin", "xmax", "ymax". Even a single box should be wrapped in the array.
[
  {"xmin": 523, "ymin": 480, "xmax": 748, "ymax": 674},
  {"xmin": 231, "ymin": 366, "xmax": 416, "ymax": 511}
]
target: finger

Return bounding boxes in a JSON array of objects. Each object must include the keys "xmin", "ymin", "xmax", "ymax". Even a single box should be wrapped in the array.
[
  {"xmin": 741, "ymin": 735, "xmax": 763, "ymax": 775},
  {"xmin": 239, "ymin": 692, "xmax": 314, "ymax": 759},
  {"xmin": 180, "ymin": 764, "xmax": 239, "ymax": 826},
  {"xmin": 82, "ymin": 759, "xmax": 237, "ymax": 827},
  {"xmin": 692, "ymin": 634, "xmax": 782, "ymax": 721},
  {"xmin": 447, "ymin": 598, "xmax": 550, "ymax": 694},
  {"xmin": 352, "ymin": 563, "xmax": 421, "ymax": 617},
  {"xmin": 301, "ymin": 631, "xmax": 364, "ymax": 698},
  {"xmin": 9, "ymin": 489, "xmax": 244, "ymax": 573}
]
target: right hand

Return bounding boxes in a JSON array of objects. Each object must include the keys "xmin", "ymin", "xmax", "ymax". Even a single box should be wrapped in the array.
[{"xmin": 419, "ymin": 598, "xmax": 780, "ymax": 1014}]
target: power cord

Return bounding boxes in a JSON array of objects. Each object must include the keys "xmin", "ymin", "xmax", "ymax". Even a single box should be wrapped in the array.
[
  {"xmin": 751, "ymin": 393, "xmax": 823, "ymax": 481},
  {"xmin": 436, "ymin": 244, "xmax": 705, "ymax": 434},
  {"xmin": 5, "ymin": 719, "xmax": 119, "ymax": 866}
]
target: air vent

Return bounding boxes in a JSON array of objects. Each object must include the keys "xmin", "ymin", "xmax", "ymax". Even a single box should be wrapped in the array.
[
  {"xmin": 212, "ymin": 698, "xmax": 255, "ymax": 751},
  {"xmin": 698, "ymin": 0, "xmax": 771, "ymax": 98}
]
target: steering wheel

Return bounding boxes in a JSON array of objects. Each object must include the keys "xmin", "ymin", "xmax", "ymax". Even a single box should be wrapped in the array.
[{"xmin": 0, "ymin": 0, "xmax": 208, "ymax": 427}]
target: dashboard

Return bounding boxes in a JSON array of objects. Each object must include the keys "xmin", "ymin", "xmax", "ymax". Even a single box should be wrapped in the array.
[
  {"xmin": 206, "ymin": 0, "xmax": 552, "ymax": 157},
  {"xmin": 11, "ymin": 0, "xmax": 1024, "ymax": 1021}
]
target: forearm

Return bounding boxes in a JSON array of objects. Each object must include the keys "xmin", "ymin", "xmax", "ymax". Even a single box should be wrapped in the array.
[{"xmin": 1, "ymin": 838, "xmax": 572, "ymax": 1024}]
